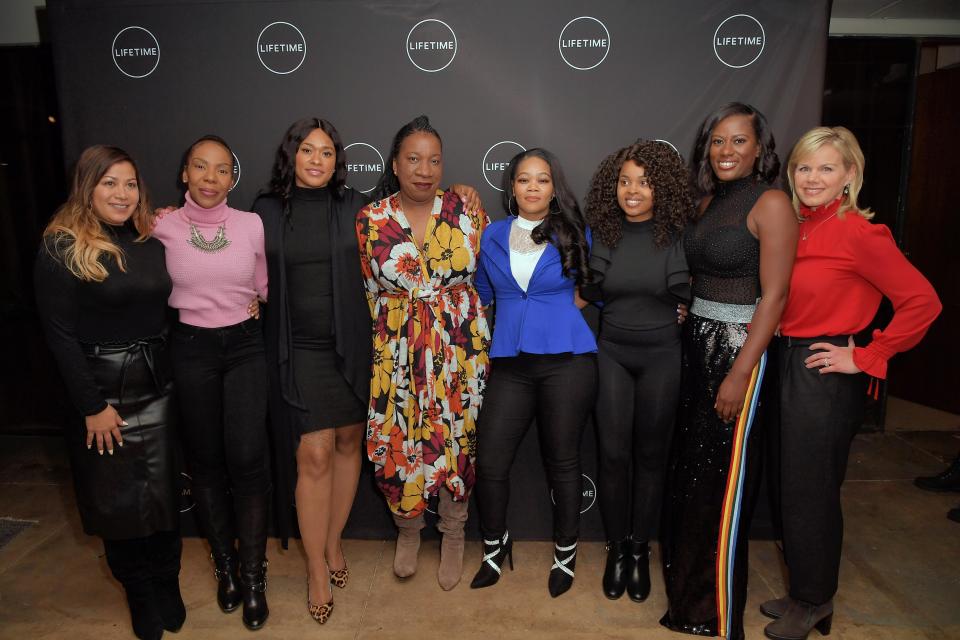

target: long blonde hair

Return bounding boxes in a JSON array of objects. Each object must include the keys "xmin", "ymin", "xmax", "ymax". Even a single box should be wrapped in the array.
[
  {"xmin": 43, "ymin": 145, "xmax": 152, "ymax": 282},
  {"xmin": 786, "ymin": 126, "xmax": 874, "ymax": 221}
]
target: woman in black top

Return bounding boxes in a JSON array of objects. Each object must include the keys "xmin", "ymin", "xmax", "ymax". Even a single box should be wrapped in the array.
[
  {"xmin": 34, "ymin": 145, "xmax": 182, "ymax": 640},
  {"xmin": 659, "ymin": 104, "xmax": 796, "ymax": 640},
  {"xmin": 582, "ymin": 140, "xmax": 695, "ymax": 603},
  {"xmin": 252, "ymin": 118, "xmax": 370, "ymax": 625}
]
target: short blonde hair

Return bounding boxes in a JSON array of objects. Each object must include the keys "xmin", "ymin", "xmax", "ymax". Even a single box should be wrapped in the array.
[{"xmin": 786, "ymin": 126, "xmax": 874, "ymax": 221}]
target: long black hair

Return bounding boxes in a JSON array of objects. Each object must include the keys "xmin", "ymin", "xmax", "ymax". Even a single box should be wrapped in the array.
[
  {"xmin": 371, "ymin": 115, "xmax": 442, "ymax": 201},
  {"xmin": 502, "ymin": 148, "xmax": 592, "ymax": 286},
  {"xmin": 265, "ymin": 117, "xmax": 348, "ymax": 214},
  {"xmin": 690, "ymin": 102, "xmax": 780, "ymax": 195}
]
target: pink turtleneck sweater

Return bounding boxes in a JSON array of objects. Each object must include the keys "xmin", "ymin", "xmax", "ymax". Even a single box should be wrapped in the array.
[{"xmin": 153, "ymin": 193, "xmax": 268, "ymax": 328}]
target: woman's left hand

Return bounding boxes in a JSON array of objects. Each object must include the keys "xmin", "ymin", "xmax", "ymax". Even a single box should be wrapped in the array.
[
  {"xmin": 805, "ymin": 336, "xmax": 861, "ymax": 375},
  {"xmin": 450, "ymin": 184, "xmax": 482, "ymax": 214},
  {"xmin": 248, "ymin": 297, "xmax": 261, "ymax": 319},
  {"xmin": 677, "ymin": 303, "xmax": 689, "ymax": 325},
  {"xmin": 715, "ymin": 368, "xmax": 751, "ymax": 423}
]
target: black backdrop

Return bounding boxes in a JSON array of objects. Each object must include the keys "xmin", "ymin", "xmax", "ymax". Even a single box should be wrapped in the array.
[{"xmin": 48, "ymin": 0, "xmax": 829, "ymax": 540}]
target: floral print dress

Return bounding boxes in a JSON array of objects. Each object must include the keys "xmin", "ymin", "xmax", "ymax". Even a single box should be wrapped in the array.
[{"xmin": 356, "ymin": 189, "xmax": 490, "ymax": 518}]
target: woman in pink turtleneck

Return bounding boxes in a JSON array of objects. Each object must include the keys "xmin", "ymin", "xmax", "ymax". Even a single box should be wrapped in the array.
[{"xmin": 152, "ymin": 135, "xmax": 271, "ymax": 631}]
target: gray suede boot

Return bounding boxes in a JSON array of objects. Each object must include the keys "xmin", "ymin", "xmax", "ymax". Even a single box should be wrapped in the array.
[
  {"xmin": 437, "ymin": 491, "xmax": 469, "ymax": 591},
  {"xmin": 392, "ymin": 512, "xmax": 425, "ymax": 579}
]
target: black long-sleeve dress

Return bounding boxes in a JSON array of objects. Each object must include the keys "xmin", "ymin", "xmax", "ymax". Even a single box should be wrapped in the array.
[
  {"xmin": 34, "ymin": 222, "xmax": 178, "ymax": 539},
  {"xmin": 252, "ymin": 186, "xmax": 372, "ymax": 545}
]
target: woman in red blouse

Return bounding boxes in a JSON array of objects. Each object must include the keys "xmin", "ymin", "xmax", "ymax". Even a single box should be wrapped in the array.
[{"xmin": 763, "ymin": 126, "xmax": 941, "ymax": 640}]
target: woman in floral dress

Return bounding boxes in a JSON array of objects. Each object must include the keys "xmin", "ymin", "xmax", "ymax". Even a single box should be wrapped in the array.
[{"xmin": 356, "ymin": 115, "xmax": 489, "ymax": 591}]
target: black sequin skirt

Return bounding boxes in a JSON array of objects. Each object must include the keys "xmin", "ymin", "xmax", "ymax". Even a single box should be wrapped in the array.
[
  {"xmin": 70, "ymin": 337, "xmax": 179, "ymax": 540},
  {"xmin": 660, "ymin": 315, "xmax": 767, "ymax": 639}
]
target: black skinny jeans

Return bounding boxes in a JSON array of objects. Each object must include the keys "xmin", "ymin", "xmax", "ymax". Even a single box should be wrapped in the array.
[
  {"xmin": 595, "ymin": 323, "xmax": 681, "ymax": 542},
  {"xmin": 170, "ymin": 318, "xmax": 269, "ymax": 498},
  {"xmin": 778, "ymin": 335, "xmax": 866, "ymax": 605},
  {"xmin": 476, "ymin": 352, "xmax": 597, "ymax": 542}
]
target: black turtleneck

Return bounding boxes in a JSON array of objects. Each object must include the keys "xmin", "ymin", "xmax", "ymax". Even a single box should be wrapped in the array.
[
  {"xmin": 585, "ymin": 217, "xmax": 691, "ymax": 331},
  {"xmin": 285, "ymin": 186, "xmax": 334, "ymax": 348},
  {"xmin": 34, "ymin": 221, "xmax": 172, "ymax": 415}
]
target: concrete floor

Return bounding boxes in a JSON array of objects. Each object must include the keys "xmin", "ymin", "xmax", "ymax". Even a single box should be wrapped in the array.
[{"xmin": 1, "ymin": 424, "xmax": 958, "ymax": 639}]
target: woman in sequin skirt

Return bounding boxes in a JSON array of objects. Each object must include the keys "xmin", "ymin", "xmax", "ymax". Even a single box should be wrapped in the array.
[{"xmin": 660, "ymin": 103, "xmax": 797, "ymax": 639}]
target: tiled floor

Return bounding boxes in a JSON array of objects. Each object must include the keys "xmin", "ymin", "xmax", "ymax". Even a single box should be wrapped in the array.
[{"xmin": 0, "ymin": 427, "xmax": 958, "ymax": 639}]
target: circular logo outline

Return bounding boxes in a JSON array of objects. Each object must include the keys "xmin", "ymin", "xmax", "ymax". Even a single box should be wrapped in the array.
[
  {"xmin": 111, "ymin": 26, "xmax": 160, "ymax": 79},
  {"xmin": 344, "ymin": 142, "xmax": 386, "ymax": 194},
  {"xmin": 655, "ymin": 139, "xmax": 681, "ymax": 156},
  {"xmin": 713, "ymin": 14, "xmax": 766, "ymax": 69},
  {"xmin": 229, "ymin": 152, "xmax": 241, "ymax": 191},
  {"xmin": 558, "ymin": 16, "xmax": 611, "ymax": 71},
  {"xmin": 179, "ymin": 471, "xmax": 194, "ymax": 513},
  {"xmin": 256, "ymin": 21, "xmax": 307, "ymax": 75},
  {"xmin": 405, "ymin": 18, "xmax": 458, "ymax": 73},
  {"xmin": 481, "ymin": 140, "xmax": 526, "ymax": 191},
  {"xmin": 550, "ymin": 473, "xmax": 598, "ymax": 515}
]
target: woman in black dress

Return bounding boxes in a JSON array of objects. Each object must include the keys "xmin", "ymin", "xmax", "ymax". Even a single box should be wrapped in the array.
[
  {"xmin": 659, "ymin": 104, "xmax": 796, "ymax": 639},
  {"xmin": 34, "ymin": 145, "xmax": 183, "ymax": 640},
  {"xmin": 582, "ymin": 140, "xmax": 695, "ymax": 603},
  {"xmin": 252, "ymin": 118, "xmax": 370, "ymax": 624}
]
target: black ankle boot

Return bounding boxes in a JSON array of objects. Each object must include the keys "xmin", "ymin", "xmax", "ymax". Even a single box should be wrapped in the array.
[
  {"xmin": 212, "ymin": 551, "xmax": 242, "ymax": 613},
  {"xmin": 192, "ymin": 485, "xmax": 241, "ymax": 612},
  {"xmin": 626, "ymin": 538, "xmax": 650, "ymax": 602},
  {"xmin": 470, "ymin": 531, "xmax": 513, "ymax": 589},
  {"xmin": 602, "ymin": 538, "xmax": 629, "ymax": 599},
  {"xmin": 915, "ymin": 454, "xmax": 960, "ymax": 492},
  {"xmin": 764, "ymin": 598, "xmax": 833, "ymax": 640},
  {"xmin": 235, "ymin": 491, "xmax": 270, "ymax": 630},
  {"xmin": 548, "ymin": 539, "xmax": 578, "ymax": 598}
]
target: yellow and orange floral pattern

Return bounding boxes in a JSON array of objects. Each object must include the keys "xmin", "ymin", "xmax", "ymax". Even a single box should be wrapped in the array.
[{"xmin": 356, "ymin": 190, "xmax": 490, "ymax": 517}]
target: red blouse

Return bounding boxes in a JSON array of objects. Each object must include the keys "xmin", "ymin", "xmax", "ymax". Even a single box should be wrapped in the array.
[{"xmin": 779, "ymin": 197, "xmax": 941, "ymax": 379}]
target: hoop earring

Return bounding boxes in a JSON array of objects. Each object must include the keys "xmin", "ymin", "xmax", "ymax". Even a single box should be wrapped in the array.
[
  {"xmin": 508, "ymin": 196, "xmax": 516, "ymax": 217},
  {"xmin": 842, "ymin": 184, "xmax": 850, "ymax": 196}
]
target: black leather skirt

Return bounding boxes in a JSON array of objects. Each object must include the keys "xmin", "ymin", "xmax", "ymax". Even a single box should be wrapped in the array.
[{"xmin": 70, "ymin": 336, "xmax": 179, "ymax": 540}]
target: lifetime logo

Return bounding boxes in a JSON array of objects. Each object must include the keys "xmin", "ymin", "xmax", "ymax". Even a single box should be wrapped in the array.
[
  {"xmin": 550, "ymin": 474, "xmax": 598, "ymax": 514},
  {"xmin": 482, "ymin": 141, "xmax": 526, "ymax": 191},
  {"xmin": 344, "ymin": 142, "xmax": 385, "ymax": 194},
  {"xmin": 111, "ymin": 26, "xmax": 160, "ymax": 78},
  {"xmin": 406, "ymin": 19, "xmax": 458, "ymax": 72},
  {"xmin": 713, "ymin": 14, "xmax": 766, "ymax": 69},
  {"xmin": 257, "ymin": 21, "xmax": 307, "ymax": 74},
  {"xmin": 558, "ymin": 16, "xmax": 611, "ymax": 71},
  {"xmin": 230, "ymin": 152, "xmax": 241, "ymax": 191}
]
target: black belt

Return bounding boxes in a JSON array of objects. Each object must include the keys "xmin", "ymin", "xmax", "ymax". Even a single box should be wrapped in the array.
[
  {"xmin": 81, "ymin": 335, "xmax": 167, "ymax": 404},
  {"xmin": 781, "ymin": 335, "xmax": 851, "ymax": 349}
]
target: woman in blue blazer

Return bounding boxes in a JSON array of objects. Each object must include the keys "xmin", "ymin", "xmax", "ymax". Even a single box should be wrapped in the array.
[{"xmin": 469, "ymin": 148, "xmax": 596, "ymax": 598}]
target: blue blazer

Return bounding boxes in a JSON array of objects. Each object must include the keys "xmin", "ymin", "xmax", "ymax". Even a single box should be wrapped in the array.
[{"xmin": 476, "ymin": 217, "xmax": 597, "ymax": 358}]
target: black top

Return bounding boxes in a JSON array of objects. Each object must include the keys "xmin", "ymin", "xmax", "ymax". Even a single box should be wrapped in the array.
[
  {"xmin": 582, "ymin": 218, "xmax": 691, "ymax": 331},
  {"xmin": 285, "ymin": 186, "xmax": 334, "ymax": 348},
  {"xmin": 252, "ymin": 186, "xmax": 372, "ymax": 545},
  {"xmin": 34, "ymin": 222, "xmax": 172, "ymax": 415},
  {"xmin": 684, "ymin": 175, "xmax": 767, "ymax": 305}
]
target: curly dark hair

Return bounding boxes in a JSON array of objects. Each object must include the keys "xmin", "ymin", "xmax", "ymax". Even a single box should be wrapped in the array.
[
  {"xmin": 690, "ymin": 102, "xmax": 780, "ymax": 195},
  {"xmin": 263, "ymin": 117, "xmax": 348, "ymax": 215},
  {"xmin": 585, "ymin": 140, "xmax": 697, "ymax": 249},
  {"xmin": 502, "ymin": 148, "xmax": 592, "ymax": 287}
]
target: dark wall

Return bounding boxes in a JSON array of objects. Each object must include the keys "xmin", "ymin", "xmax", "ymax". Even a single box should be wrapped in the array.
[{"xmin": 44, "ymin": 0, "xmax": 829, "ymax": 540}]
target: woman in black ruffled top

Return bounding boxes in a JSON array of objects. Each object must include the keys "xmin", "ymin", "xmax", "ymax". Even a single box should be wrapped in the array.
[
  {"xmin": 582, "ymin": 140, "xmax": 695, "ymax": 604},
  {"xmin": 34, "ymin": 145, "xmax": 182, "ymax": 640},
  {"xmin": 659, "ymin": 104, "xmax": 797, "ymax": 640}
]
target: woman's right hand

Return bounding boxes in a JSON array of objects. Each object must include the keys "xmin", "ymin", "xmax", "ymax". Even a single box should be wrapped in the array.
[
  {"xmin": 85, "ymin": 405, "xmax": 126, "ymax": 455},
  {"xmin": 153, "ymin": 205, "xmax": 176, "ymax": 220}
]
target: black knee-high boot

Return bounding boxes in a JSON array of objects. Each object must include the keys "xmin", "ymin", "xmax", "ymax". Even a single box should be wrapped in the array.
[
  {"xmin": 235, "ymin": 490, "xmax": 270, "ymax": 630},
  {"xmin": 148, "ymin": 531, "xmax": 186, "ymax": 632},
  {"xmin": 103, "ymin": 537, "xmax": 164, "ymax": 640},
  {"xmin": 192, "ymin": 485, "xmax": 241, "ymax": 613}
]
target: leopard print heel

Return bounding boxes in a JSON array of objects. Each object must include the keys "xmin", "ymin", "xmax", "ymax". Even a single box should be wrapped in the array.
[{"xmin": 329, "ymin": 565, "xmax": 349, "ymax": 589}]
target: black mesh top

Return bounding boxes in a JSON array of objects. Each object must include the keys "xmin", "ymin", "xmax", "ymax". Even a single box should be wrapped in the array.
[{"xmin": 684, "ymin": 176, "xmax": 768, "ymax": 305}]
